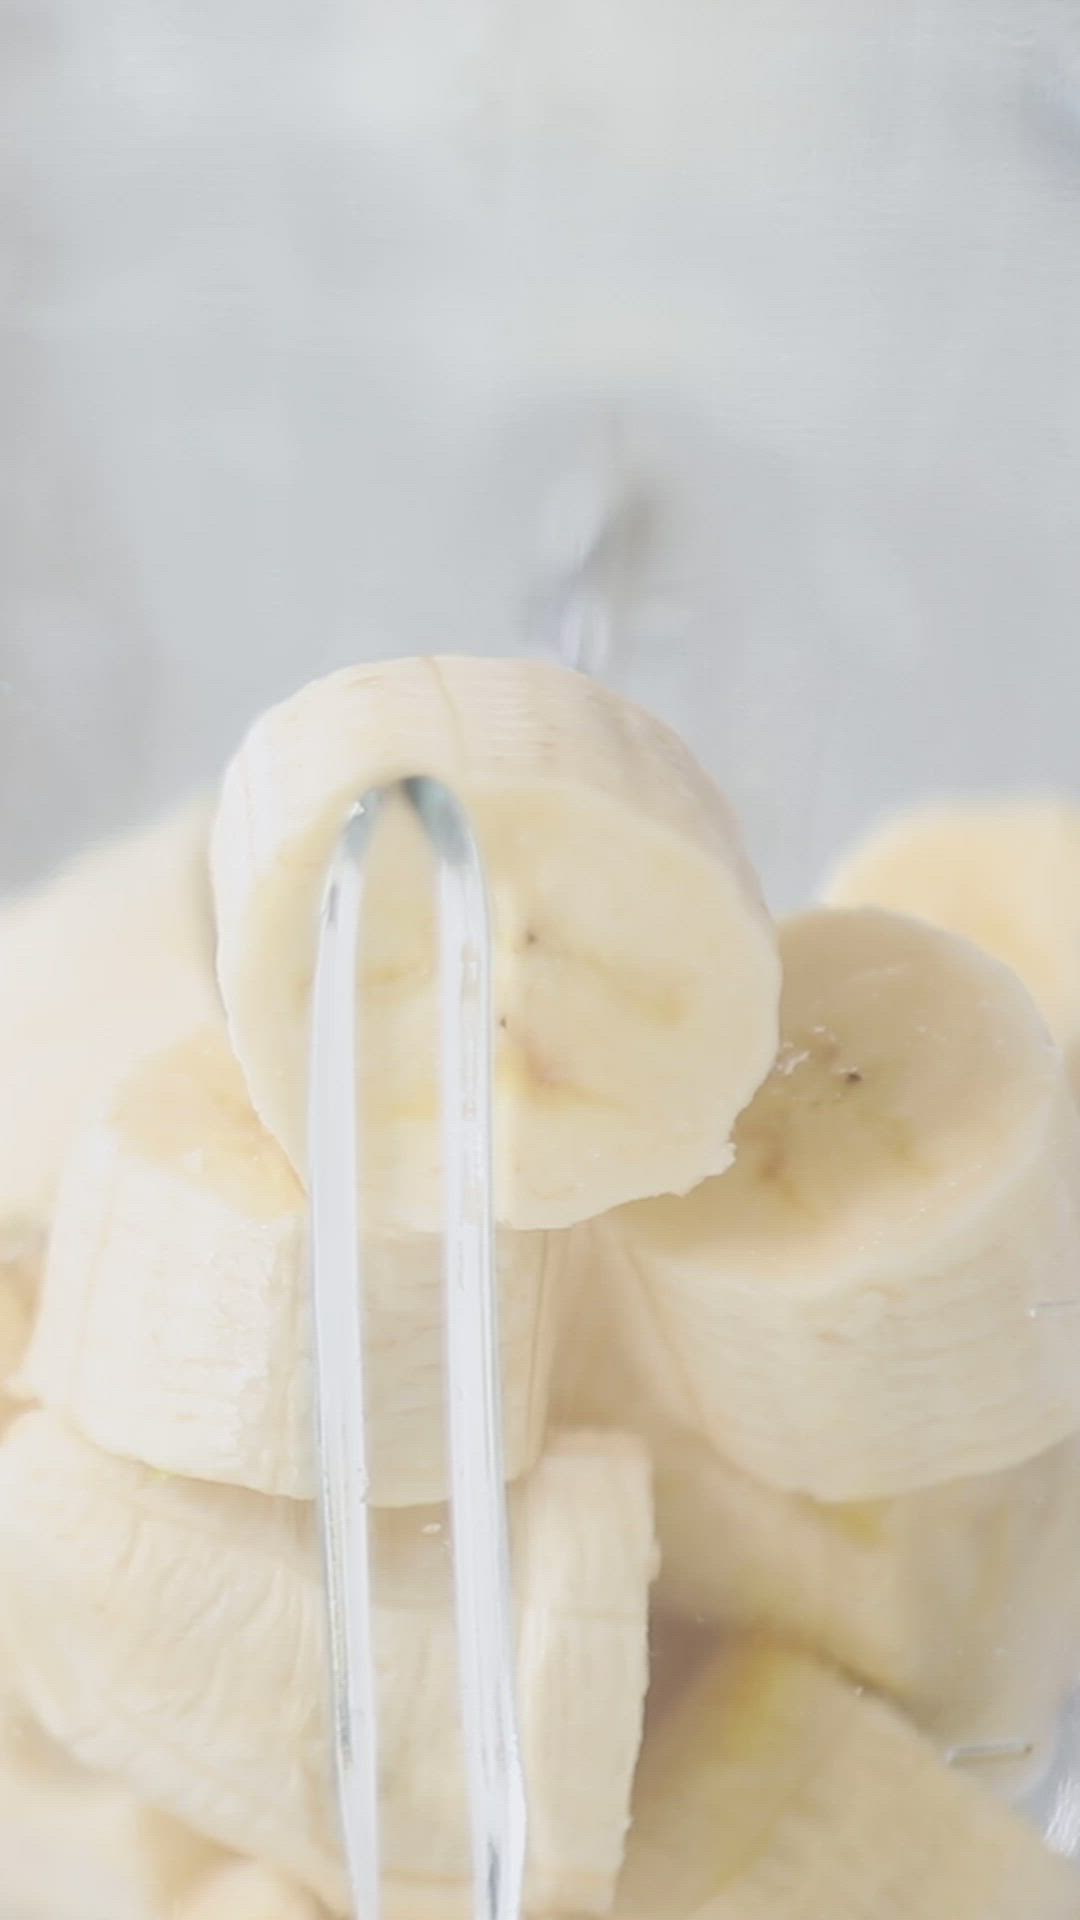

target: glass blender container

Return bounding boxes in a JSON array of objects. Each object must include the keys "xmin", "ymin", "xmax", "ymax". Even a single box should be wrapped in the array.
[{"xmin": 3, "ymin": 3, "xmax": 1080, "ymax": 1913}]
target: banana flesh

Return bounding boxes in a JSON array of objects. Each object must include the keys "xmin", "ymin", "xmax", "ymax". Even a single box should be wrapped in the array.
[
  {"xmin": 617, "ymin": 1639, "xmax": 1080, "ymax": 1919},
  {"xmin": 211, "ymin": 655, "xmax": 780, "ymax": 1231},
  {"xmin": 653, "ymin": 1428, "xmax": 1080, "ymax": 1795},
  {"xmin": 0, "ymin": 1701, "xmax": 223, "ymax": 1920},
  {"xmin": 0, "ymin": 1414, "xmax": 655, "ymax": 1916},
  {"xmin": 0, "ymin": 797, "xmax": 219, "ymax": 1244},
  {"xmin": 823, "ymin": 794, "xmax": 1080, "ymax": 1083},
  {"xmin": 0, "ymin": 1224, "xmax": 38, "ymax": 1398},
  {"xmin": 22, "ymin": 1027, "xmax": 566, "ymax": 1505},
  {"xmin": 596, "ymin": 905, "xmax": 1080, "ymax": 1498},
  {"xmin": 555, "ymin": 1264, "xmax": 1080, "ymax": 1796},
  {"xmin": 178, "ymin": 1860, "xmax": 328, "ymax": 1920}
]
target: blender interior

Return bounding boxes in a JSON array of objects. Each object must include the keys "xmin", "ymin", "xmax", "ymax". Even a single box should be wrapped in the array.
[{"xmin": 3, "ymin": 4, "xmax": 1080, "ymax": 1915}]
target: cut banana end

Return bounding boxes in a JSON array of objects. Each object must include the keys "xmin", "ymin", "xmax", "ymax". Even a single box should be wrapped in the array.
[
  {"xmin": 0, "ymin": 1701, "xmax": 223, "ymax": 1920},
  {"xmin": 823, "ymin": 794, "xmax": 1080, "ymax": 1081},
  {"xmin": 0, "ymin": 795, "xmax": 220, "ymax": 1242},
  {"xmin": 178, "ymin": 1860, "xmax": 328, "ymax": 1920},
  {"xmin": 21, "ymin": 1026, "xmax": 567, "ymax": 1506},
  {"xmin": 617, "ymin": 1640, "xmax": 1080, "ymax": 1920},
  {"xmin": 597, "ymin": 906, "xmax": 1080, "ymax": 1499},
  {"xmin": 555, "ymin": 1271, "xmax": 1080, "ymax": 1797},
  {"xmin": 210, "ymin": 656, "xmax": 780, "ymax": 1231},
  {"xmin": 0, "ymin": 1414, "xmax": 655, "ymax": 1916}
]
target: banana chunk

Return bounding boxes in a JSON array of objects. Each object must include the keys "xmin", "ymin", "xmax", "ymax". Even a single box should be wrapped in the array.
[
  {"xmin": 0, "ymin": 797, "xmax": 219, "ymax": 1242},
  {"xmin": 824, "ymin": 794, "xmax": 1080, "ymax": 1079},
  {"xmin": 555, "ymin": 1275, "xmax": 1080, "ymax": 1794},
  {"xmin": 211, "ymin": 656, "xmax": 780, "ymax": 1231},
  {"xmin": 654, "ymin": 1430, "xmax": 1080, "ymax": 1795},
  {"xmin": 179, "ymin": 1861, "xmax": 328, "ymax": 1920},
  {"xmin": 617, "ymin": 1640, "xmax": 1080, "ymax": 1920},
  {"xmin": 0, "ymin": 1415, "xmax": 655, "ymax": 1917},
  {"xmin": 596, "ymin": 906, "xmax": 1080, "ymax": 1498},
  {"xmin": 21, "ymin": 1027, "xmax": 565, "ymax": 1505},
  {"xmin": 0, "ymin": 1223, "xmax": 39, "ymax": 1389},
  {"xmin": 0, "ymin": 1701, "xmax": 222, "ymax": 1920}
]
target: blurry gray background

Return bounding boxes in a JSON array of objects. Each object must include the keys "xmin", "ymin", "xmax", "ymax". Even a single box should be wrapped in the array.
[{"xmin": 3, "ymin": 0, "xmax": 1080, "ymax": 906}]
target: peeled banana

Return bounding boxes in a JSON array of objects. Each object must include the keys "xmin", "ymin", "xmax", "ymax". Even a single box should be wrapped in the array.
[
  {"xmin": 0, "ymin": 1224, "xmax": 38, "ymax": 1392},
  {"xmin": 211, "ymin": 655, "xmax": 780, "ymax": 1231},
  {"xmin": 0, "ymin": 1414, "xmax": 655, "ymax": 1916},
  {"xmin": 22, "ymin": 1026, "xmax": 565, "ymax": 1505},
  {"xmin": 178, "ymin": 1860, "xmax": 328, "ymax": 1920},
  {"xmin": 0, "ymin": 797, "xmax": 219, "ymax": 1244},
  {"xmin": 823, "ymin": 794, "xmax": 1080, "ymax": 1079},
  {"xmin": 555, "ymin": 1268, "xmax": 1080, "ymax": 1794},
  {"xmin": 594, "ymin": 905, "xmax": 1080, "ymax": 1499},
  {"xmin": 616, "ymin": 1639, "xmax": 1080, "ymax": 1919},
  {"xmin": 0, "ymin": 1701, "xmax": 223, "ymax": 1920},
  {"xmin": 655, "ymin": 1429, "xmax": 1080, "ymax": 1792}
]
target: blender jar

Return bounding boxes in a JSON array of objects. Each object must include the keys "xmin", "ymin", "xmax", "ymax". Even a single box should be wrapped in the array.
[{"xmin": 2, "ymin": 3, "xmax": 1080, "ymax": 1915}]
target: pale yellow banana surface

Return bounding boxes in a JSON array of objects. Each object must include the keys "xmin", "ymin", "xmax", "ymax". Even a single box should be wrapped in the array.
[
  {"xmin": 597, "ymin": 906, "xmax": 1080, "ymax": 1498},
  {"xmin": 0, "ymin": 1415, "xmax": 655, "ymax": 1917},
  {"xmin": 0, "ymin": 797, "xmax": 219, "ymax": 1242},
  {"xmin": 824, "ymin": 794, "xmax": 1080, "ymax": 1079},
  {"xmin": 211, "ymin": 656, "xmax": 780, "ymax": 1231},
  {"xmin": 0, "ymin": 1224, "xmax": 38, "ymax": 1392},
  {"xmin": 22, "ymin": 1026, "xmax": 566, "ymax": 1505},
  {"xmin": 616, "ymin": 1641, "xmax": 1080, "ymax": 1919},
  {"xmin": 178, "ymin": 1859, "xmax": 329, "ymax": 1920},
  {"xmin": 555, "ymin": 1264, "xmax": 1080, "ymax": 1794},
  {"xmin": 0, "ymin": 1700, "xmax": 223, "ymax": 1920}
]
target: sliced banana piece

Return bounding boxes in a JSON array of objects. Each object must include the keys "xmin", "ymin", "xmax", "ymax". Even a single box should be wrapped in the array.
[
  {"xmin": 0, "ymin": 1415, "xmax": 655, "ymax": 1917},
  {"xmin": 655, "ymin": 1430, "xmax": 1080, "ymax": 1796},
  {"xmin": 21, "ymin": 1027, "xmax": 565, "ymax": 1505},
  {"xmin": 0, "ymin": 1223, "xmax": 39, "ymax": 1396},
  {"xmin": 0, "ymin": 796, "xmax": 219, "ymax": 1243},
  {"xmin": 178, "ymin": 1860, "xmax": 328, "ymax": 1920},
  {"xmin": 0, "ymin": 1701, "xmax": 222, "ymax": 1920},
  {"xmin": 596, "ymin": 906, "xmax": 1080, "ymax": 1498},
  {"xmin": 555, "ymin": 1270, "xmax": 1080, "ymax": 1795},
  {"xmin": 617, "ymin": 1640, "xmax": 1080, "ymax": 1920},
  {"xmin": 823, "ymin": 794, "xmax": 1080, "ymax": 1078},
  {"xmin": 211, "ymin": 656, "xmax": 780, "ymax": 1231}
]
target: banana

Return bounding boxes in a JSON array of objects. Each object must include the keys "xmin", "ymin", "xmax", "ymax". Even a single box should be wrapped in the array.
[
  {"xmin": 555, "ymin": 1272, "xmax": 1080, "ymax": 1796},
  {"xmin": 0, "ymin": 796, "xmax": 219, "ymax": 1246},
  {"xmin": 0, "ymin": 1224, "xmax": 39, "ymax": 1389},
  {"xmin": 210, "ymin": 656, "xmax": 780, "ymax": 1232},
  {"xmin": 179, "ymin": 1861, "xmax": 328, "ymax": 1920},
  {"xmin": 0, "ymin": 1414, "xmax": 655, "ymax": 1916},
  {"xmin": 0, "ymin": 1701, "xmax": 223, "ymax": 1920},
  {"xmin": 21, "ymin": 1025, "xmax": 566, "ymax": 1505},
  {"xmin": 654, "ymin": 1430, "xmax": 1080, "ymax": 1795},
  {"xmin": 616, "ymin": 1639, "xmax": 1080, "ymax": 1919},
  {"xmin": 823, "ymin": 794, "xmax": 1080, "ymax": 1081},
  {"xmin": 592, "ymin": 905, "xmax": 1080, "ymax": 1499}
]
